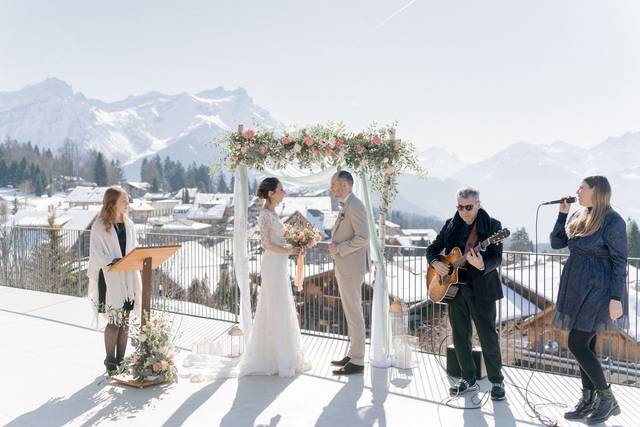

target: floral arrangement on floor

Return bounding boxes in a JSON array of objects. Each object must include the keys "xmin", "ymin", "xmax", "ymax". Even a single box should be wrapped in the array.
[{"xmin": 117, "ymin": 313, "xmax": 178, "ymax": 383}]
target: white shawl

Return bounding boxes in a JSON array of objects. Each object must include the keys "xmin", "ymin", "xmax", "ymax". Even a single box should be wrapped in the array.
[{"xmin": 88, "ymin": 216, "xmax": 142, "ymax": 326}]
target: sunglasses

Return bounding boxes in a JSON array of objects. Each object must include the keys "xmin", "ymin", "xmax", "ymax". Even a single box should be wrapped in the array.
[{"xmin": 456, "ymin": 204, "xmax": 475, "ymax": 212}]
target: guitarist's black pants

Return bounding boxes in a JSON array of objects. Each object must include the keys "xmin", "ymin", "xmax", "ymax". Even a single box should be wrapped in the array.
[{"xmin": 448, "ymin": 292, "xmax": 504, "ymax": 383}]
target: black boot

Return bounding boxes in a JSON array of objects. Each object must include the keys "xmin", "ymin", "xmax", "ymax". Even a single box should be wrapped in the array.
[
  {"xmin": 564, "ymin": 388, "xmax": 596, "ymax": 419},
  {"xmin": 104, "ymin": 358, "xmax": 118, "ymax": 376},
  {"xmin": 586, "ymin": 385, "xmax": 621, "ymax": 425}
]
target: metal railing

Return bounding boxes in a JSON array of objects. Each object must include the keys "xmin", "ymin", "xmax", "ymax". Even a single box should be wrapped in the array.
[{"xmin": 1, "ymin": 225, "xmax": 639, "ymax": 386}]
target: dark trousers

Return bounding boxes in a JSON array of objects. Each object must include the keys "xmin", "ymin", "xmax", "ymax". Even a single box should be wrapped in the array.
[
  {"xmin": 568, "ymin": 329, "xmax": 608, "ymax": 390},
  {"xmin": 448, "ymin": 292, "xmax": 504, "ymax": 383}
]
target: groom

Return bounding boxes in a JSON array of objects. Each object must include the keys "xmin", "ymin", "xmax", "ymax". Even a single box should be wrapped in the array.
[{"xmin": 329, "ymin": 170, "xmax": 370, "ymax": 375}]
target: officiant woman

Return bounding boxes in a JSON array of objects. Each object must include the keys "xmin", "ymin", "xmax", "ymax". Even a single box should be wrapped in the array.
[{"xmin": 88, "ymin": 186, "xmax": 142, "ymax": 375}]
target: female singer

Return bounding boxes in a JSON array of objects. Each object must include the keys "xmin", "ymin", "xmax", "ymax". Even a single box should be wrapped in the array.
[{"xmin": 550, "ymin": 175, "xmax": 627, "ymax": 424}]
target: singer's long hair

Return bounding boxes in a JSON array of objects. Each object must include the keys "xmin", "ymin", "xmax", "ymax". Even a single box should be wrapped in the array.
[
  {"xmin": 99, "ymin": 186, "xmax": 130, "ymax": 232},
  {"xmin": 566, "ymin": 175, "xmax": 612, "ymax": 239}
]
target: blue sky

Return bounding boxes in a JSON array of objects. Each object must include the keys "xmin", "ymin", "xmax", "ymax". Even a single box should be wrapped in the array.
[{"xmin": 1, "ymin": 0, "xmax": 639, "ymax": 161}]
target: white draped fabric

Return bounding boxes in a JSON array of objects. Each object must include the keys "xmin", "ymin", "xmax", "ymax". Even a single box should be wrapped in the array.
[
  {"xmin": 233, "ymin": 166, "xmax": 252, "ymax": 341},
  {"xmin": 233, "ymin": 163, "xmax": 390, "ymax": 366},
  {"xmin": 262, "ymin": 164, "xmax": 338, "ymax": 189}
]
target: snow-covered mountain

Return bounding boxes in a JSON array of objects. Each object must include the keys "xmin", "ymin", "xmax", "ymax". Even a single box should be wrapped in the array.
[
  {"xmin": 408, "ymin": 139, "xmax": 639, "ymax": 239},
  {"xmin": 0, "ymin": 78, "xmax": 282, "ymax": 178},
  {"xmin": 416, "ymin": 147, "xmax": 467, "ymax": 178}
]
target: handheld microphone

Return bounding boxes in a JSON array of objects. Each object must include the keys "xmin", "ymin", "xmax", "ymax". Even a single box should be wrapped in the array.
[{"xmin": 542, "ymin": 196, "xmax": 576, "ymax": 205}]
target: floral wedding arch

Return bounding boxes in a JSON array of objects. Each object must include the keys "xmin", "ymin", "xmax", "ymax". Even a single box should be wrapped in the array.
[{"xmin": 217, "ymin": 123, "xmax": 424, "ymax": 367}]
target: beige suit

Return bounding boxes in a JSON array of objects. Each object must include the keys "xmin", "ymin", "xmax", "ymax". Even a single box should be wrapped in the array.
[{"xmin": 331, "ymin": 193, "xmax": 370, "ymax": 365}]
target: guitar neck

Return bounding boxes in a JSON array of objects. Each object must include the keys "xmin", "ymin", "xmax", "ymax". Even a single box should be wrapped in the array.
[{"xmin": 451, "ymin": 239, "xmax": 489, "ymax": 269}]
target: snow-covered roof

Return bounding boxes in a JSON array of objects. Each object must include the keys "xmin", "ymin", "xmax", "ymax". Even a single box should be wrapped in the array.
[
  {"xmin": 148, "ymin": 218, "xmax": 212, "ymax": 232},
  {"xmin": 66, "ymin": 186, "xmax": 108, "ymax": 204},
  {"xmin": 189, "ymin": 205, "xmax": 226, "ymax": 221},
  {"xmin": 278, "ymin": 197, "xmax": 332, "ymax": 218},
  {"xmin": 402, "ymin": 229, "xmax": 438, "ymax": 240},
  {"xmin": 129, "ymin": 199, "xmax": 155, "ymax": 212},
  {"xmin": 126, "ymin": 182, "xmax": 151, "ymax": 190},
  {"xmin": 194, "ymin": 193, "xmax": 233, "ymax": 207},
  {"xmin": 58, "ymin": 208, "xmax": 99, "ymax": 230}
]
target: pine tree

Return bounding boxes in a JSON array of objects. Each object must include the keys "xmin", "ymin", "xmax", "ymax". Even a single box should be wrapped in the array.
[
  {"xmin": 182, "ymin": 188, "xmax": 190, "ymax": 204},
  {"xmin": 94, "ymin": 153, "xmax": 108, "ymax": 186},
  {"xmin": 628, "ymin": 218, "xmax": 640, "ymax": 258},
  {"xmin": 34, "ymin": 169, "xmax": 45, "ymax": 196},
  {"xmin": 12, "ymin": 197, "xmax": 18, "ymax": 215},
  {"xmin": 508, "ymin": 227, "xmax": 534, "ymax": 252},
  {"xmin": 216, "ymin": 174, "xmax": 229, "ymax": 193}
]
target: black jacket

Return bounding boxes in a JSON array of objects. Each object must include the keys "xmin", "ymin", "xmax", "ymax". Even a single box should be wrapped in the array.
[{"xmin": 426, "ymin": 208, "xmax": 504, "ymax": 303}]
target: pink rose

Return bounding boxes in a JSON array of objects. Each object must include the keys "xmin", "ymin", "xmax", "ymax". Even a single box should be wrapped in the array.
[
  {"xmin": 324, "ymin": 147, "xmax": 333, "ymax": 156},
  {"xmin": 240, "ymin": 146, "xmax": 249, "ymax": 154},
  {"xmin": 153, "ymin": 362, "xmax": 163, "ymax": 373},
  {"xmin": 334, "ymin": 138, "xmax": 343, "ymax": 148},
  {"xmin": 282, "ymin": 136, "xmax": 293, "ymax": 145},
  {"xmin": 243, "ymin": 129, "xmax": 255, "ymax": 140},
  {"xmin": 394, "ymin": 143, "xmax": 401, "ymax": 151},
  {"xmin": 372, "ymin": 135, "xmax": 382, "ymax": 145},
  {"xmin": 356, "ymin": 133, "xmax": 364, "ymax": 140},
  {"xmin": 312, "ymin": 146, "xmax": 320, "ymax": 153},
  {"xmin": 355, "ymin": 145, "xmax": 365, "ymax": 154},
  {"xmin": 259, "ymin": 145, "xmax": 267, "ymax": 155},
  {"xmin": 304, "ymin": 136, "xmax": 314, "ymax": 146}
]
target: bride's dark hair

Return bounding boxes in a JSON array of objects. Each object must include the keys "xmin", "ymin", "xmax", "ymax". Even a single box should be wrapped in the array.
[{"xmin": 256, "ymin": 177, "xmax": 280, "ymax": 201}]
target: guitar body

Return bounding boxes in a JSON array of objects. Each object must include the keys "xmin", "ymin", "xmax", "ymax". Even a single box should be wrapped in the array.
[
  {"xmin": 425, "ymin": 228, "xmax": 511, "ymax": 304},
  {"xmin": 426, "ymin": 247, "xmax": 466, "ymax": 303}
]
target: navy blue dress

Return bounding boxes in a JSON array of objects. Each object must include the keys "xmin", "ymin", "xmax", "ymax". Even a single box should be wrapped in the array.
[{"xmin": 550, "ymin": 209, "xmax": 628, "ymax": 332}]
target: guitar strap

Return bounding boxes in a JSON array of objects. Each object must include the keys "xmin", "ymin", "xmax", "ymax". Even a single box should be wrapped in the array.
[{"xmin": 464, "ymin": 222, "xmax": 478, "ymax": 254}]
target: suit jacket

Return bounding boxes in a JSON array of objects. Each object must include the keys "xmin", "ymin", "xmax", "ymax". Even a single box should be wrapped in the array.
[
  {"xmin": 426, "ymin": 208, "xmax": 504, "ymax": 303},
  {"xmin": 331, "ymin": 193, "xmax": 370, "ymax": 278}
]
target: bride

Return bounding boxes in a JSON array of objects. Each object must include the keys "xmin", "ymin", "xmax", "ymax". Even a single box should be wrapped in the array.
[
  {"xmin": 183, "ymin": 177, "xmax": 310, "ymax": 380},
  {"xmin": 236, "ymin": 177, "xmax": 310, "ymax": 376}
]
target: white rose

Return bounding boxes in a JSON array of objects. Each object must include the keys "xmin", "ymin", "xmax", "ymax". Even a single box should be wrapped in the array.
[{"xmin": 293, "ymin": 144, "xmax": 302, "ymax": 153}]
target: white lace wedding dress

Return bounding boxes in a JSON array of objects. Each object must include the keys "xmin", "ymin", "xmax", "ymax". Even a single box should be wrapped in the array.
[
  {"xmin": 181, "ymin": 208, "xmax": 310, "ymax": 380},
  {"xmin": 236, "ymin": 208, "xmax": 310, "ymax": 376}
]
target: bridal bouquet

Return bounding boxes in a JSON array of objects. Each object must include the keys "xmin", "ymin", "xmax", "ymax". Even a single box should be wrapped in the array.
[
  {"xmin": 284, "ymin": 213, "xmax": 322, "ymax": 291},
  {"xmin": 117, "ymin": 313, "xmax": 178, "ymax": 384}
]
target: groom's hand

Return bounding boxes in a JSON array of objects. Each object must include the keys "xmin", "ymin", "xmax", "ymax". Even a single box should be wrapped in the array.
[{"xmin": 329, "ymin": 243, "xmax": 338, "ymax": 255}]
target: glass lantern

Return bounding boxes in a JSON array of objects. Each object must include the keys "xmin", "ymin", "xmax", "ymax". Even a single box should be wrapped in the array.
[
  {"xmin": 389, "ymin": 298, "xmax": 408, "ymax": 337},
  {"xmin": 389, "ymin": 298, "xmax": 417, "ymax": 369},
  {"xmin": 391, "ymin": 334, "xmax": 418, "ymax": 369},
  {"xmin": 227, "ymin": 324, "xmax": 244, "ymax": 358}
]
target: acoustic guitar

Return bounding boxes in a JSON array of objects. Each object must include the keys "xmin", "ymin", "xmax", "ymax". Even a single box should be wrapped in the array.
[{"xmin": 426, "ymin": 228, "xmax": 510, "ymax": 303}]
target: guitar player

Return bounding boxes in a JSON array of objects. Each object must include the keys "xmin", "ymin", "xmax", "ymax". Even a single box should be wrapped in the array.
[{"xmin": 426, "ymin": 186, "xmax": 506, "ymax": 401}]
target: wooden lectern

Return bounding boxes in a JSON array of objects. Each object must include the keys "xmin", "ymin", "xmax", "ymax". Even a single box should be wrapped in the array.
[{"xmin": 109, "ymin": 245, "xmax": 181, "ymax": 326}]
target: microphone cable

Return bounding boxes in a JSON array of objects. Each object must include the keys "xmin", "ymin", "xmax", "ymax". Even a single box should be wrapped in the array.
[
  {"xmin": 517, "ymin": 203, "xmax": 564, "ymax": 427},
  {"xmin": 430, "ymin": 315, "xmax": 491, "ymax": 410}
]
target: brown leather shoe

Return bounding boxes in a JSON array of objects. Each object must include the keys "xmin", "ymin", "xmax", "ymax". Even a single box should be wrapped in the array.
[
  {"xmin": 332, "ymin": 362, "xmax": 364, "ymax": 376},
  {"xmin": 330, "ymin": 356, "xmax": 351, "ymax": 366}
]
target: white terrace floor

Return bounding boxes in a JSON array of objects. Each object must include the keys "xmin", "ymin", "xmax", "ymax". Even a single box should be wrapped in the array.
[{"xmin": 1, "ymin": 286, "xmax": 637, "ymax": 427}]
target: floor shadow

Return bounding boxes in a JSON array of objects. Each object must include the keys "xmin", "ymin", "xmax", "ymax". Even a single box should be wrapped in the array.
[
  {"xmin": 315, "ymin": 371, "xmax": 371, "ymax": 427},
  {"xmin": 7, "ymin": 374, "xmax": 170, "ymax": 426},
  {"xmin": 162, "ymin": 378, "xmax": 228, "ymax": 427},
  {"xmin": 357, "ymin": 367, "xmax": 389, "ymax": 426},
  {"xmin": 219, "ymin": 376, "xmax": 294, "ymax": 427}
]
